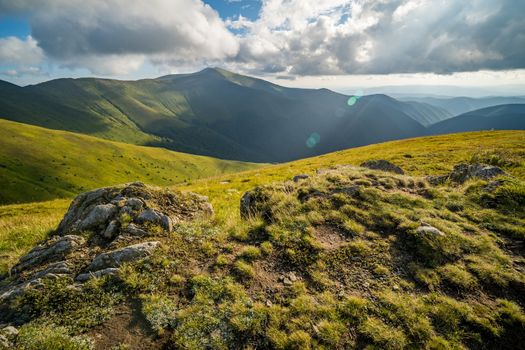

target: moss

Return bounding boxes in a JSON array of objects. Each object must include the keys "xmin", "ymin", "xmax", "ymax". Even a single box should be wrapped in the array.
[
  {"xmin": 16, "ymin": 323, "xmax": 94, "ymax": 350},
  {"xmin": 234, "ymin": 260, "xmax": 255, "ymax": 279},
  {"xmin": 438, "ymin": 264, "xmax": 478, "ymax": 290},
  {"xmin": 239, "ymin": 245, "xmax": 262, "ymax": 261},
  {"xmin": 359, "ymin": 316, "xmax": 407, "ymax": 350}
]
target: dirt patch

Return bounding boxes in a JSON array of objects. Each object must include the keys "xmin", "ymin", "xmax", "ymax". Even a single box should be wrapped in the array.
[
  {"xmin": 314, "ymin": 225, "xmax": 348, "ymax": 250},
  {"xmin": 88, "ymin": 300, "xmax": 165, "ymax": 350}
]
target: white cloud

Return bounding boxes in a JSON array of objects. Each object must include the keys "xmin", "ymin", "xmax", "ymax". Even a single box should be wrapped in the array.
[
  {"xmin": 229, "ymin": 0, "xmax": 525, "ymax": 75},
  {"xmin": 0, "ymin": 0, "xmax": 239, "ymax": 75},
  {"xmin": 0, "ymin": 0, "xmax": 523, "ymax": 78},
  {"xmin": 0, "ymin": 36, "xmax": 44, "ymax": 65}
]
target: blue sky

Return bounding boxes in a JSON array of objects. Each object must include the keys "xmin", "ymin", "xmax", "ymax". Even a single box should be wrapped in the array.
[
  {"xmin": 0, "ymin": 16, "xmax": 30, "ymax": 38},
  {"xmin": 203, "ymin": 0, "xmax": 260, "ymax": 21},
  {"xmin": 0, "ymin": 0, "xmax": 524, "ymax": 94}
]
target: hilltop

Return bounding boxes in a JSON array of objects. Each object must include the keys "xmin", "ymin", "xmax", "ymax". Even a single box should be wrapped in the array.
[
  {"xmin": 1, "ymin": 146, "xmax": 524, "ymax": 349},
  {"xmin": 0, "ymin": 119, "xmax": 263, "ymax": 204}
]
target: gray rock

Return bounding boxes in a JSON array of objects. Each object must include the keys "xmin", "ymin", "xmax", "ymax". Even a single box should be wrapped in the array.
[
  {"xmin": 103, "ymin": 220, "xmax": 120, "ymax": 239},
  {"xmin": 126, "ymin": 198, "xmax": 144, "ymax": 210},
  {"xmin": 1, "ymin": 326, "xmax": 18, "ymax": 338},
  {"xmin": 0, "ymin": 263, "xmax": 71, "ymax": 301},
  {"xmin": 124, "ymin": 223, "xmax": 150, "ymax": 236},
  {"xmin": 426, "ymin": 175, "xmax": 449, "ymax": 186},
  {"xmin": 14, "ymin": 236, "xmax": 84, "ymax": 272},
  {"xmin": 240, "ymin": 191, "xmax": 254, "ymax": 219},
  {"xmin": 137, "ymin": 209, "xmax": 162, "ymax": 224},
  {"xmin": 449, "ymin": 163, "xmax": 506, "ymax": 184},
  {"xmin": 78, "ymin": 204, "xmax": 117, "ymax": 230},
  {"xmin": 161, "ymin": 215, "xmax": 174, "ymax": 232},
  {"xmin": 292, "ymin": 174, "xmax": 309, "ymax": 182},
  {"xmin": 416, "ymin": 224, "xmax": 445, "ymax": 237},
  {"xmin": 360, "ymin": 160, "xmax": 404, "ymax": 175},
  {"xmin": 86, "ymin": 241, "xmax": 160, "ymax": 271},
  {"xmin": 76, "ymin": 268, "xmax": 119, "ymax": 282}
]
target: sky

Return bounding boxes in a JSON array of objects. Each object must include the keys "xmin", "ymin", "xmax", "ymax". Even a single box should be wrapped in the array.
[{"xmin": 0, "ymin": 0, "xmax": 524, "ymax": 96}]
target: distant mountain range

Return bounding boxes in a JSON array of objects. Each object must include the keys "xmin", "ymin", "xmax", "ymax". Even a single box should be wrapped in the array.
[
  {"xmin": 400, "ymin": 96, "xmax": 525, "ymax": 116},
  {"xmin": 429, "ymin": 104, "xmax": 525, "ymax": 134},
  {"xmin": 0, "ymin": 68, "xmax": 524, "ymax": 162}
]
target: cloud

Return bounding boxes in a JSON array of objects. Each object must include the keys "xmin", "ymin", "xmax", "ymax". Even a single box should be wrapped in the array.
[
  {"xmin": 232, "ymin": 0, "xmax": 525, "ymax": 75},
  {"xmin": 0, "ymin": 0, "xmax": 239, "ymax": 75},
  {"xmin": 0, "ymin": 36, "xmax": 43, "ymax": 65},
  {"xmin": 0, "ymin": 0, "xmax": 523, "ymax": 77}
]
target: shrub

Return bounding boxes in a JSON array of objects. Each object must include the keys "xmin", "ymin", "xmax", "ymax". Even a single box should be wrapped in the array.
[{"xmin": 141, "ymin": 294, "xmax": 178, "ymax": 334}]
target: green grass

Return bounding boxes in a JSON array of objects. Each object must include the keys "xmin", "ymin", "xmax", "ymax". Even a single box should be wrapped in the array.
[
  {"xmin": 182, "ymin": 130, "xmax": 525, "ymax": 221},
  {"xmin": 0, "ymin": 119, "xmax": 264, "ymax": 204},
  {"xmin": 1, "ymin": 130, "xmax": 525, "ymax": 349}
]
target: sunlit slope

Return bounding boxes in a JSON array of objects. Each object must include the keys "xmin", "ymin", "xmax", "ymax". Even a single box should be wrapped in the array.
[
  {"xmin": 0, "ymin": 68, "xmax": 451, "ymax": 162},
  {"xmin": 0, "ymin": 119, "xmax": 264, "ymax": 204},
  {"xmin": 181, "ymin": 130, "xmax": 525, "ymax": 218}
]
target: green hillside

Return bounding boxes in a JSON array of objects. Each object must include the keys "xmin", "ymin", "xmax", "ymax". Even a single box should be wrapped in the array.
[
  {"xmin": 0, "ymin": 69, "xmax": 449, "ymax": 162},
  {"xmin": 1, "ymin": 130, "xmax": 523, "ymax": 274},
  {"xmin": 1, "ymin": 131, "xmax": 524, "ymax": 349},
  {"xmin": 0, "ymin": 119, "xmax": 264, "ymax": 204}
]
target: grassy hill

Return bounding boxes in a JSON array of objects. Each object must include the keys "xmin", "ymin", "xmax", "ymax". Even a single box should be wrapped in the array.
[
  {"xmin": 0, "ymin": 68, "xmax": 450, "ymax": 162},
  {"xmin": 0, "ymin": 119, "xmax": 264, "ymax": 204},
  {"xmin": 1, "ymin": 130, "xmax": 524, "ymax": 349},
  {"xmin": 1, "ymin": 130, "xmax": 523, "ymax": 274}
]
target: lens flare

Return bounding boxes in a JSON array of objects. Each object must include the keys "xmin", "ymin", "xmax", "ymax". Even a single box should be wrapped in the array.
[
  {"xmin": 347, "ymin": 96, "xmax": 358, "ymax": 106},
  {"xmin": 306, "ymin": 132, "xmax": 321, "ymax": 148}
]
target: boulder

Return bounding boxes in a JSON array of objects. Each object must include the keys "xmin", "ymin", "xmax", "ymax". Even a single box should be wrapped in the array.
[
  {"xmin": 56, "ymin": 182, "xmax": 213, "ymax": 238},
  {"xmin": 449, "ymin": 163, "xmax": 506, "ymax": 184},
  {"xmin": 76, "ymin": 267, "xmax": 119, "ymax": 282},
  {"xmin": 78, "ymin": 204, "xmax": 117, "ymax": 231},
  {"xmin": 13, "ymin": 235, "xmax": 84, "ymax": 273},
  {"xmin": 416, "ymin": 223, "xmax": 445, "ymax": 237},
  {"xmin": 86, "ymin": 241, "xmax": 160, "ymax": 272},
  {"xmin": 292, "ymin": 174, "xmax": 309, "ymax": 182},
  {"xmin": 360, "ymin": 160, "xmax": 404, "ymax": 175},
  {"xmin": 425, "ymin": 175, "xmax": 449, "ymax": 186},
  {"xmin": 0, "ymin": 261, "xmax": 72, "ymax": 302}
]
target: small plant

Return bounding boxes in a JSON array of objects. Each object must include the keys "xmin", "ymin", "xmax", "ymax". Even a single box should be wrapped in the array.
[
  {"xmin": 234, "ymin": 260, "xmax": 255, "ymax": 279},
  {"xmin": 240, "ymin": 245, "xmax": 261, "ymax": 261}
]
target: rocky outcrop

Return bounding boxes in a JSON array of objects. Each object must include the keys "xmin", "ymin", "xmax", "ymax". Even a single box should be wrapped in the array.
[
  {"xmin": 12, "ymin": 235, "xmax": 85, "ymax": 273},
  {"xmin": 0, "ymin": 183, "xmax": 213, "ymax": 319},
  {"xmin": 449, "ymin": 163, "xmax": 506, "ymax": 184},
  {"xmin": 57, "ymin": 182, "xmax": 213, "ymax": 238},
  {"xmin": 86, "ymin": 241, "xmax": 160, "ymax": 272},
  {"xmin": 360, "ymin": 160, "xmax": 404, "ymax": 175},
  {"xmin": 426, "ymin": 163, "xmax": 506, "ymax": 186}
]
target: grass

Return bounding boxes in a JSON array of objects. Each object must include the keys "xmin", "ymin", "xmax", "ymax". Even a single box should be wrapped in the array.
[
  {"xmin": 1, "ymin": 130, "xmax": 525, "ymax": 348},
  {"xmin": 181, "ymin": 130, "xmax": 525, "ymax": 221},
  {"xmin": 0, "ymin": 119, "xmax": 264, "ymax": 204}
]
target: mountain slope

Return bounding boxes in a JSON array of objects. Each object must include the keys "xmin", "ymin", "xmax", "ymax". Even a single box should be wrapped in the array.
[
  {"xmin": 0, "ymin": 68, "xmax": 443, "ymax": 162},
  {"xmin": 0, "ymin": 119, "xmax": 263, "ymax": 204},
  {"xmin": 402, "ymin": 96, "xmax": 525, "ymax": 116},
  {"xmin": 399, "ymin": 101, "xmax": 453, "ymax": 126},
  {"xmin": 1, "ymin": 131, "xmax": 525, "ymax": 349},
  {"xmin": 429, "ymin": 104, "xmax": 525, "ymax": 135}
]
